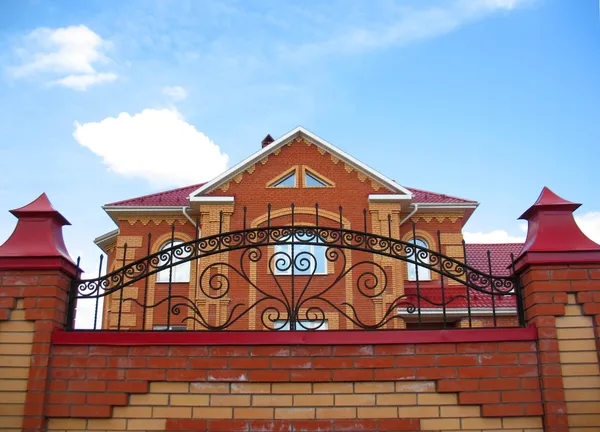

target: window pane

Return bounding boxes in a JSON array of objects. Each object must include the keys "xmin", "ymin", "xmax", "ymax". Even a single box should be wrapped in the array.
[
  {"xmin": 273, "ymin": 172, "xmax": 296, "ymax": 187},
  {"xmin": 157, "ymin": 241, "xmax": 191, "ymax": 282},
  {"xmin": 273, "ymin": 233, "xmax": 326, "ymax": 275},
  {"xmin": 407, "ymin": 238, "xmax": 431, "ymax": 281},
  {"xmin": 305, "ymin": 172, "xmax": 328, "ymax": 187},
  {"xmin": 274, "ymin": 320, "xmax": 328, "ymax": 330}
]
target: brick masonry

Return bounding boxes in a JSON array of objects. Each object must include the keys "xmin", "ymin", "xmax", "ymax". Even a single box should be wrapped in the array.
[
  {"xmin": 41, "ymin": 341, "xmax": 543, "ymax": 431},
  {"xmin": 2, "ymin": 179, "xmax": 600, "ymax": 431},
  {"xmin": 101, "ymin": 138, "xmax": 472, "ymax": 331},
  {"xmin": 518, "ymin": 264, "xmax": 600, "ymax": 431},
  {"xmin": 1, "ymin": 261, "xmax": 600, "ymax": 431}
]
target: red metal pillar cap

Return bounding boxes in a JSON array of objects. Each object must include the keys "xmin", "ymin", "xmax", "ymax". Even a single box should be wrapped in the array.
[
  {"xmin": 0, "ymin": 193, "xmax": 76, "ymax": 270},
  {"xmin": 515, "ymin": 187, "xmax": 600, "ymax": 269}
]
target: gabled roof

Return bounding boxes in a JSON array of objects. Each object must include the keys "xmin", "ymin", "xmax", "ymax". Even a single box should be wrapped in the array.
[
  {"xmin": 465, "ymin": 243, "xmax": 523, "ymax": 276},
  {"xmin": 189, "ymin": 126, "xmax": 414, "ymax": 199},
  {"xmin": 105, "ymin": 183, "xmax": 204, "ymax": 207},
  {"xmin": 104, "ymin": 184, "xmax": 475, "ymax": 208},
  {"xmin": 103, "ymin": 127, "xmax": 477, "ymax": 208},
  {"xmin": 405, "ymin": 187, "xmax": 476, "ymax": 204},
  {"xmin": 404, "ymin": 243, "xmax": 524, "ymax": 311}
]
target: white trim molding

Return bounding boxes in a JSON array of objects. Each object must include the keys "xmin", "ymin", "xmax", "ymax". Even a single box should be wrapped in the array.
[
  {"xmin": 368, "ymin": 194, "xmax": 413, "ymax": 202},
  {"xmin": 413, "ymin": 203, "xmax": 479, "ymax": 210},
  {"xmin": 94, "ymin": 228, "xmax": 119, "ymax": 251},
  {"xmin": 188, "ymin": 126, "xmax": 414, "ymax": 198},
  {"xmin": 397, "ymin": 307, "xmax": 517, "ymax": 322},
  {"xmin": 189, "ymin": 196, "xmax": 235, "ymax": 204}
]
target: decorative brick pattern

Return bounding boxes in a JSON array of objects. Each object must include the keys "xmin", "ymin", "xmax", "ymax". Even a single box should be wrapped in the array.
[
  {"xmin": 0, "ymin": 270, "xmax": 72, "ymax": 431},
  {"xmin": 38, "ymin": 340, "xmax": 545, "ymax": 431},
  {"xmin": 519, "ymin": 264, "xmax": 600, "ymax": 431},
  {"xmin": 0, "ymin": 299, "xmax": 33, "ymax": 431},
  {"xmin": 46, "ymin": 380, "xmax": 542, "ymax": 431},
  {"xmin": 556, "ymin": 294, "xmax": 600, "ymax": 429}
]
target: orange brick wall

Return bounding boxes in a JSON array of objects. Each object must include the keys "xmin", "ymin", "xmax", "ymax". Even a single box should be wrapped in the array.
[
  {"xmin": 2, "ymin": 260, "xmax": 600, "ymax": 430},
  {"xmin": 101, "ymin": 138, "xmax": 471, "ymax": 330},
  {"xmin": 519, "ymin": 263, "xmax": 600, "ymax": 431}
]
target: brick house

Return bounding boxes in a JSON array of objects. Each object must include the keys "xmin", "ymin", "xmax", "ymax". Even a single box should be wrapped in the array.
[
  {"xmin": 93, "ymin": 127, "xmax": 520, "ymax": 331},
  {"xmin": 2, "ymin": 146, "xmax": 600, "ymax": 430}
]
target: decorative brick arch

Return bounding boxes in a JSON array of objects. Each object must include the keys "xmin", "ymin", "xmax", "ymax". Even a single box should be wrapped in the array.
[
  {"xmin": 251, "ymin": 206, "xmax": 351, "ymax": 229},
  {"xmin": 402, "ymin": 228, "xmax": 439, "ymax": 281},
  {"xmin": 144, "ymin": 231, "xmax": 195, "ymax": 330}
]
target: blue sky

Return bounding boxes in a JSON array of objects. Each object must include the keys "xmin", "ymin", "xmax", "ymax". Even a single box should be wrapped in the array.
[{"xmin": 1, "ymin": 0, "xmax": 600, "ymax": 276}]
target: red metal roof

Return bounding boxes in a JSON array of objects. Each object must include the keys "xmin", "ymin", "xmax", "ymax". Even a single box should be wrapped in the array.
[
  {"xmin": 465, "ymin": 243, "xmax": 523, "ymax": 276},
  {"xmin": 404, "ymin": 243, "xmax": 524, "ymax": 311},
  {"xmin": 106, "ymin": 184, "xmax": 475, "ymax": 207},
  {"xmin": 106, "ymin": 183, "xmax": 205, "ymax": 207},
  {"xmin": 405, "ymin": 187, "xmax": 477, "ymax": 204}
]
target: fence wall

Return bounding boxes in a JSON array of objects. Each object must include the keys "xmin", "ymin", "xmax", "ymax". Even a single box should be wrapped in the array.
[{"xmin": 1, "ymin": 189, "xmax": 599, "ymax": 431}]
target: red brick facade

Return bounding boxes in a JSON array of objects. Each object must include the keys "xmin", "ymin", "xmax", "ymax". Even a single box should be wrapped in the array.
[{"xmin": 98, "ymin": 131, "xmax": 494, "ymax": 331}]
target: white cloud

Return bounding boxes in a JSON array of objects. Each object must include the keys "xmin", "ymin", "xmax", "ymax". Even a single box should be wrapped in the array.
[
  {"xmin": 464, "ymin": 212, "xmax": 600, "ymax": 245},
  {"xmin": 280, "ymin": 0, "xmax": 533, "ymax": 61},
  {"xmin": 11, "ymin": 25, "xmax": 117, "ymax": 90},
  {"xmin": 162, "ymin": 86, "xmax": 188, "ymax": 101},
  {"xmin": 73, "ymin": 108, "xmax": 229, "ymax": 187},
  {"xmin": 50, "ymin": 72, "xmax": 117, "ymax": 91},
  {"xmin": 463, "ymin": 230, "xmax": 525, "ymax": 244},
  {"xmin": 575, "ymin": 212, "xmax": 600, "ymax": 244}
]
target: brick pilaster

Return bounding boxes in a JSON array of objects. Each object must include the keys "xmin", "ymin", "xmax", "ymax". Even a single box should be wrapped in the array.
[
  {"xmin": 514, "ymin": 187, "xmax": 600, "ymax": 430},
  {"xmin": 0, "ymin": 193, "xmax": 77, "ymax": 431}
]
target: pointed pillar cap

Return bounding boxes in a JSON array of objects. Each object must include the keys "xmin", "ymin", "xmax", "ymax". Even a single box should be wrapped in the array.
[
  {"xmin": 0, "ymin": 193, "xmax": 76, "ymax": 273},
  {"xmin": 9, "ymin": 193, "xmax": 70, "ymax": 225},
  {"xmin": 514, "ymin": 187, "xmax": 600, "ymax": 270},
  {"xmin": 519, "ymin": 187, "xmax": 581, "ymax": 220}
]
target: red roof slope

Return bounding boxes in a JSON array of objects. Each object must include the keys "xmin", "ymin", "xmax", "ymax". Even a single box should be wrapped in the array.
[
  {"xmin": 405, "ymin": 187, "xmax": 477, "ymax": 204},
  {"xmin": 404, "ymin": 244, "xmax": 523, "ymax": 310},
  {"xmin": 106, "ymin": 184, "xmax": 204, "ymax": 207},
  {"xmin": 106, "ymin": 184, "xmax": 475, "ymax": 207},
  {"xmin": 465, "ymin": 243, "xmax": 523, "ymax": 276}
]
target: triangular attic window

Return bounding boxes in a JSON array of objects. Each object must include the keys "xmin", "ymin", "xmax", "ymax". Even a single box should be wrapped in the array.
[
  {"xmin": 305, "ymin": 171, "xmax": 330, "ymax": 187},
  {"xmin": 273, "ymin": 172, "xmax": 296, "ymax": 187}
]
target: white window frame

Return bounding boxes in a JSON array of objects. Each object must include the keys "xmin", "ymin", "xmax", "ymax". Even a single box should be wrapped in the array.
[
  {"xmin": 153, "ymin": 325, "xmax": 187, "ymax": 331},
  {"xmin": 274, "ymin": 319, "xmax": 328, "ymax": 331},
  {"xmin": 273, "ymin": 233, "xmax": 327, "ymax": 276},
  {"xmin": 304, "ymin": 171, "xmax": 328, "ymax": 187},
  {"xmin": 156, "ymin": 240, "xmax": 191, "ymax": 283},
  {"xmin": 407, "ymin": 238, "xmax": 432, "ymax": 281},
  {"xmin": 273, "ymin": 172, "xmax": 296, "ymax": 187}
]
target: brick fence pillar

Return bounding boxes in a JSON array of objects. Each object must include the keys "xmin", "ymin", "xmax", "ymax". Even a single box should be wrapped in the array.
[
  {"xmin": 0, "ymin": 193, "xmax": 77, "ymax": 431},
  {"xmin": 514, "ymin": 187, "xmax": 600, "ymax": 431}
]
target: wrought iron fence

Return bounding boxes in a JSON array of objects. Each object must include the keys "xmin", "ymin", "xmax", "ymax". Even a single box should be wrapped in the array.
[{"xmin": 68, "ymin": 204, "xmax": 525, "ymax": 331}]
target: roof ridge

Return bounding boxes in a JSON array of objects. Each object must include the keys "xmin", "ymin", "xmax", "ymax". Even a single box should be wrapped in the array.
[{"xmin": 106, "ymin": 183, "xmax": 204, "ymax": 206}]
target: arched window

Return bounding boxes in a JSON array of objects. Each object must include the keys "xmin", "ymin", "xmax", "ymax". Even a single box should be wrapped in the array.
[
  {"xmin": 407, "ymin": 238, "xmax": 431, "ymax": 281},
  {"xmin": 274, "ymin": 232, "xmax": 327, "ymax": 275},
  {"xmin": 156, "ymin": 241, "xmax": 191, "ymax": 283}
]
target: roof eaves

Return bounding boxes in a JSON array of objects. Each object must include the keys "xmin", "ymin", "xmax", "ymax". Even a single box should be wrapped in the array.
[
  {"xmin": 413, "ymin": 202, "xmax": 479, "ymax": 208},
  {"xmin": 102, "ymin": 205, "xmax": 185, "ymax": 212},
  {"xmin": 94, "ymin": 228, "xmax": 119, "ymax": 253},
  {"xmin": 188, "ymin": 126, "xmax": 413, "ymax": 199},
  {"xmin": 105, "ymin": 183, "xmax": 203, "ymax": 207}
]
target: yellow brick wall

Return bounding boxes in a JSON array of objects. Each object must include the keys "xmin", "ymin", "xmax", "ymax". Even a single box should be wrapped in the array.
[
  {"xmin": 556, "ymin": 294, "xmax": 600, "ymax": 430},
  {"xmin": 47, "ymin": 380, "xmax": 543, "ymax": 431},
  {"xmin": 0, "ymin": 299, "xmax": 34, "ymax": 432}
]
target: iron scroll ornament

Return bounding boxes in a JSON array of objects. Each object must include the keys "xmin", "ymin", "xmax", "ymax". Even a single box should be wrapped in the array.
[{"xmin": 72, "ymin": 225, "xmax": 518, "ymax": 331}]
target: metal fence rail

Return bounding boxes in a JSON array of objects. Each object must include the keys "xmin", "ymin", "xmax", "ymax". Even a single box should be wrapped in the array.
[{"xmin": 68, "ymin": 204, "xmax": 524, "ymax": 331}]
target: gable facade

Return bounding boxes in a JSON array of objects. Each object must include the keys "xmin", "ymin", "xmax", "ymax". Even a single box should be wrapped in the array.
[{"xmin": 96, "ymin": 128, "xmax": 500, "ymax": 331}]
